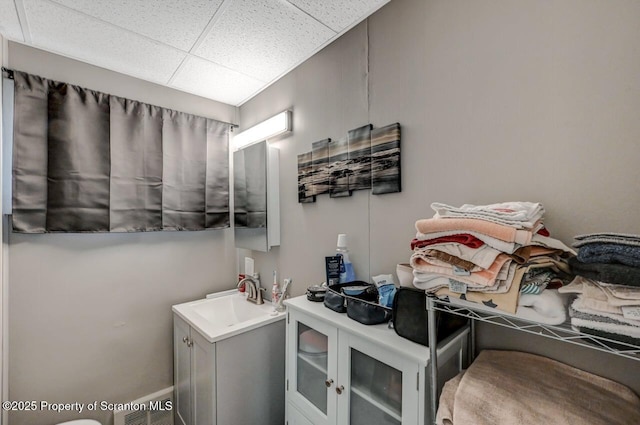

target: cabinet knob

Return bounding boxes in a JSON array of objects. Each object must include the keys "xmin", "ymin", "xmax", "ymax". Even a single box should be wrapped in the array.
[
  {"xmin": 183, "ymin": 336, "xmax": 189, "ymax": 343},
  {"xmin": 187, "ymin": 340, "xmax": 193, "ymax": 348},
  {"xmin": 325, "ymin": 379, "xmax": 333, "ymax": 388},
  {"xmin": 336, "ymin": 385, "xmax": 344, "ymax": 395}
]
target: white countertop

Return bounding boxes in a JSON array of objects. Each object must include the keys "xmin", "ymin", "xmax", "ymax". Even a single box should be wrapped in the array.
[
  {"xmin": 173, "ymin": 290, "xmax": 285, "ymax": 343},
  {"xmin": 285, "ymin": 295, "xmax": 467, "ymax": 365}
]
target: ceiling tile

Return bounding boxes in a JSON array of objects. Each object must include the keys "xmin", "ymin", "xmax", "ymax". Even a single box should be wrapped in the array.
[
  {"xmin": 287, "ymin": 0, "xmax": 389, "ymax": 32},
  {"xmin": 194, "ymin": 0, "xmax": 335, "ymax": 82},
  {"xmin": 23, "ymin": 0, "xmax": 186, "ymax": 84},
  {"xmin": 0, "ymin": 0, "xmax": 24, "ymax": 41},
  {"xmin": 50, "ymin": 0, "xmax": 224, "ymax": 51},
  {"xmin": 171, "ymin": 55, "xmax": 265, "ymax": 106}
]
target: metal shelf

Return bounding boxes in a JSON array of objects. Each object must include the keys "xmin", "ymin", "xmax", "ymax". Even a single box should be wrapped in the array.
[
  {"xmin": 425, "ymin": 294, "xmax": 640, "ymax": 425},
  {"xmin": 430, "ymin": 296, "xmax": 640, "ymax": 361}
]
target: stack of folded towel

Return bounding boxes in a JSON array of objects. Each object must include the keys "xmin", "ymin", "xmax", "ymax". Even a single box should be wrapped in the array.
[
  {"xmin": 410, "ymin": 202, "xmax": 575, "ymax": 324},
  {"xmin": 561, "ymin": 233, "xmax": 640, "ymax": 345}
]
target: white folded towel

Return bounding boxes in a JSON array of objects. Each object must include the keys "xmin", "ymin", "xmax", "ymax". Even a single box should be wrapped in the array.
[
  {"xmin": 572, "ymin": 317, "xmax": 640, "ymax": 339},
  {"xmin": 516, "ymin": 289, "xmax": 568, "ymax": 325},
  {"xmin": 530, "ymin": 234, "xmax": 576, "ymax": 255},
  {"xmin": 431, "ymin": 201, "xmax": 544, "ymax": 230},
  {"xmin": 570, "ymin": 296, "xmax": 640, "ymax": 327}
]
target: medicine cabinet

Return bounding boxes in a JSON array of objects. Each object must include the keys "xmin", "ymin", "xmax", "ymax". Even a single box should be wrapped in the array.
[{"xmin": 233, "ymin": 140, "xmax": 280, "ymax": 251}]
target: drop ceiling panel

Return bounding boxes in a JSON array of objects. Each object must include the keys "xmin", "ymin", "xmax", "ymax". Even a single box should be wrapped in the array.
[
  {"xmin": 1, "ymin": 0, "xmax": 391, "ymax": 106},
  {"xmin": 171, "ymin": 55, "xmax": 265, "ymax": 106},
  {"xmin": 287, "ymin": 0, "xmax": 389, "ymax": 32},
  {"xmin": 50, "ymin": 0, "xmax": 224, "ymax": 51},
  {"xmin": 195, "ymin": 0, "xmax": 336, "ymax": 82},
  {"xmin": 22, "ymin": 0, "xmax": 187, "ymax": 84},
  {"xmin": 0, "ymin": 0, "xmax": 24, "ymax": 41}
]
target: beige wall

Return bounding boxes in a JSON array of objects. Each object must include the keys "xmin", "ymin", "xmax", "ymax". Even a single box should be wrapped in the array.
[
  {"xmin": 6, "ymin": 43, "xmax": 238, "ymax": 425},
  {"xmin": 1, "ymin": 34, "xmax": 6, "ymax": 425},
  {"xmin": 5, "ymin": 0, "xmax": 640, "ymax": 423},
  {"xmin": 238, "ymin": 21, "xmax": 372, "ymax": 287},
  {"xmin": 240, "ymin": 0, "xmax": 640, "ymax": 392}
]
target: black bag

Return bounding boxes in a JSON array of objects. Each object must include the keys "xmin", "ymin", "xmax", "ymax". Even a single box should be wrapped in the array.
[
  {"xmin": 323, "ymin": 282, "xmax": 392, "ymax": 325},
  {"xmin": 323, "ymin": 281, "xmax": 377, "ymax": 313},
  {"xmin": 346, "ymin": 295, "xmax": 392, "ymax": 325},
  {"xmin": 392, "ymin": 287, "xmax": 468, "ymax": 346}
]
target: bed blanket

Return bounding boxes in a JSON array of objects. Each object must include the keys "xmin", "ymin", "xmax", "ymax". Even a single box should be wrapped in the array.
[{"xmin": 436, "ymin": 350, "xmax": 640, "ymax": 425}]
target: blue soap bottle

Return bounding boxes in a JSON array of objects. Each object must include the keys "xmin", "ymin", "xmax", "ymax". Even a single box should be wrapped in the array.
[{"xmin": 336, "ymin": 234, "xmax": 356, "ymax": 283}]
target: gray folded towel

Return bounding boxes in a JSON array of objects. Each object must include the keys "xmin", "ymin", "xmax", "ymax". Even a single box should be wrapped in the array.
[
  {"xmin": 577, "ymin": 242, "xmax": 640, "ymax": 268},
  {"xmin": 574, "ymin": 232, "xmax": 640, "ymax": 248},
  {"xmin": 569, "ymin": 256, "xmax": 640, "ymax": 287}
]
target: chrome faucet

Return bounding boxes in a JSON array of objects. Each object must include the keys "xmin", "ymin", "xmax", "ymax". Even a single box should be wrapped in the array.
[{"xmin": 237, "ymin": 273, "xmax": 265, "ymax": 305}]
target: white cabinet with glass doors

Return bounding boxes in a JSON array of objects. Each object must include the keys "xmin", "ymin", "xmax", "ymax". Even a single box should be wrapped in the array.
[{"xmin": 285, "ymin": 296, "xmax": 468, "ymax": 425}]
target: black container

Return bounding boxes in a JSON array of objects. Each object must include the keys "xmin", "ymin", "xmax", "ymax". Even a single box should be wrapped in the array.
[
  {"xmin": 306, "ymin": 285, "xmax": 327, "ymax": 302},
  {"xmin": 324, "ymin": 281, "xmax": 392, "ymax": 325},
  {"xmin": 323, "ymin": 281, "xmax": 377, "ymax": 313},
  {"xmin": 392, "ymin": 287, "xmax": 468, "ymax": 346},
  {"xmin": 346, "ymin": 296, "xmax": 393, "ymax": 325}
]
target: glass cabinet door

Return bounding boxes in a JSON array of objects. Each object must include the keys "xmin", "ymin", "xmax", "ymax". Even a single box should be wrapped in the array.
[
  {"xmin": 337, "ymin": 332, "xmax": 419, "ymax": 425},
  {"xmin": 297, "ymin": 323, "xmax": 329, "ymax": 412},
  {"xmin": 349, "ymin": 348, "xmax": 402, "ymax": 425},
  {"xmin": 287, "ymin": 312, "xmax": 338, "ymax": 425}
]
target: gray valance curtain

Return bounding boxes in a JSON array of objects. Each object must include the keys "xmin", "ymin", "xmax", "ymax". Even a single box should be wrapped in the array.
[{"xmin": 11, "ymin": 70, "xmax": 230, "ymax": 233}]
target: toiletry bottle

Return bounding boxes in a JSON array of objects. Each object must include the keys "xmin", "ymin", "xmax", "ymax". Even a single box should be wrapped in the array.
[
  {"xmin": 272, "ymin": 270, "xmax": 280, "ymax": 308},
  {"xmin": 336, "ymin": 234, "xmax": 356, "ymax": 283}
]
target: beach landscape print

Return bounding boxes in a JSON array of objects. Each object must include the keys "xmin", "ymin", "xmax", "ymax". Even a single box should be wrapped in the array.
[
  {"xmin": 347, "ymin": 124, "xmax": 373, "ymax": 191},
  {"xmin": 312, "ymin": 138, "xmax": 331, "ymax": 195},
  {"xmin": 328, "ymin": 137, "xmax": 351, "ymax": 198},
  {"xmin": 297, "ymin": 151, "xmax": 315, "ymax": 203},
  {"xmin": 371, "ymin": 123, "xmax": 401, "ymax": 194},
  {"xmin": 297, "ymin": 123, "xmax": 401, "ymax": 203}
]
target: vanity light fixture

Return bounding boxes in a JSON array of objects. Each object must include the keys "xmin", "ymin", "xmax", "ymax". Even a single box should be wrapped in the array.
[{"xmin": 232, "ymin": 110, "xmax": 292, "ymax": 151}]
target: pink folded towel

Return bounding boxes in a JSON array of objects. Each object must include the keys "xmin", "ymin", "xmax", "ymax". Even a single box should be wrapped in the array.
[
  {"xmin": 411, "ymin": 253, "xmax": 512, "ymax": 287},
  {"xmin": 415, "ymin": 217, "xmax": 532, "ymax": 245}
]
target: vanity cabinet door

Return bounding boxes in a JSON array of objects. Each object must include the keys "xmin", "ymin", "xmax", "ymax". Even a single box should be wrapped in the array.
[
  {"xmin": 174, "ymin": 315, "xmax": 216, "ymax": 425},
  {"xmin": 191, "ymin": 329, "xmax": 215, "ymax": 425},
  {"xmin": 287, "ymin": 311, "xmax": 339, "ymax": 425},
  {"xmin": 174, "ymin": 316, "xmax": 192, "ymax": 425},
  {"xmin": 337, "ymin": 332, "xmax": 420, "ymax": 425}
]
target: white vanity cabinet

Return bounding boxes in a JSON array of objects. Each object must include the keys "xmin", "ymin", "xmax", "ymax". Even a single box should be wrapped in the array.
[
  {"xmin": 174, "ymin": 315, "xmax": 215, "ymax": 425},
  {"xmin": 285, "ymin": 296, "xmax": 468, "ymax": 425},
  {"xmin": 173, "ymin": 314, "xmax": 286, "ymax": 425}
]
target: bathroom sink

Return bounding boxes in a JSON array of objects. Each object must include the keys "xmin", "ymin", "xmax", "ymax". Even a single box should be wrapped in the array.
[{"xmin": 172, "ymin": 289, "xmax": 285, "ymax": 343}]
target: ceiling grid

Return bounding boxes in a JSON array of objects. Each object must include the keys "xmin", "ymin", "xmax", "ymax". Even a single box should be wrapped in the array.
[{"xmin": 0, "ymin": 0, "xmax": 390, "ymax": 106}]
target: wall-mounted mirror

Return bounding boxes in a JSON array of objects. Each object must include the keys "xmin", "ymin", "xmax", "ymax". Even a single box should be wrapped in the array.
[{"xmin": 233, "ymin": 140, "xmax": 280, "ymax": 251}]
